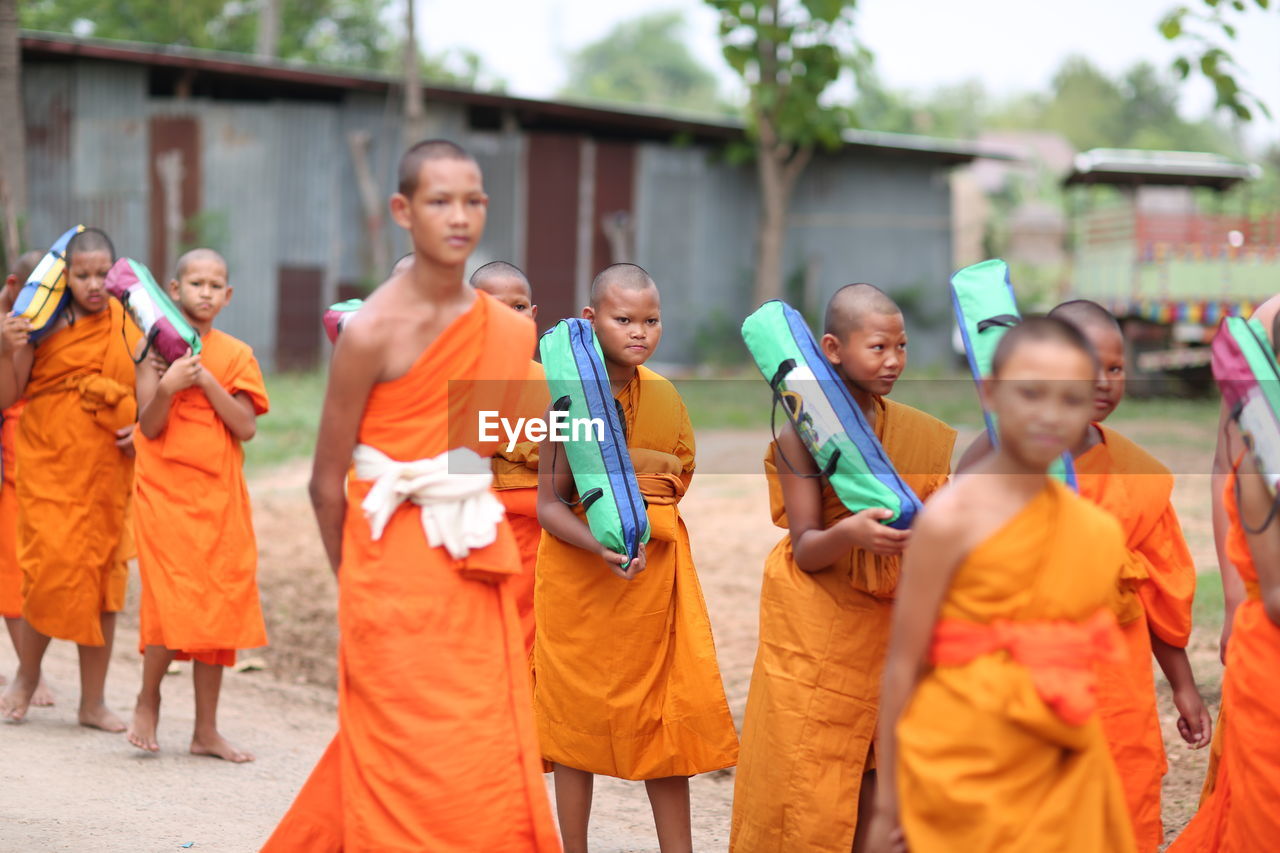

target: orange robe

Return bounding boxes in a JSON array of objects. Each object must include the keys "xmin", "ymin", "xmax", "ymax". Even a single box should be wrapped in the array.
[
  {"xmin": 0, "ymin": 399, "xmax": 27, "ymax": 618},
  {"xmin": 1076, "ymin": 424, "xmax": 1197, "ymax": 851},
  {"xmin": 1167, "ymin": 464, "xmax": 1280, "ymax": 852},
  {"xmin": 261, "ymin": 291, "xmax": 559, "ymax": 853},
  {"xmin": 18, "ymin": 299, "xmax": 139, "ymax": 646},
  {"xmin": 896, "ymin": 480, "xmax": 1137, "ymax": 852},
  {"xmin": 532, "ymin": 365, "xmax": 739, "ymax": 780},
  {"xmin": 730, "ymin": 398, "xmax": 955, "ymax": 852},
  {"xmin": 134, "ymin": 329, "xmax": 270, "ymax": 667},
  {"xmin": 491, "ymin": 359, "xmax": 547, "ymax": 654}
]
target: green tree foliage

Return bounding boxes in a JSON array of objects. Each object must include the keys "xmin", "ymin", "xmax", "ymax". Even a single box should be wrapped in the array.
[
  {"xmin": 858, "ymin": 56, "xmax": 1234, "ymax": 155},
  {"xmin": 705, "ymin": 0, "xmax": 865, "ymax": 305},
  {"xmin": 1158, "ymin": 0, "xmax": 1271, "ymax": 120},
  {"xmin": 19, "ymin": 0, "xmax": 503, "ymax": 87},
  {"xmin": 560, "ymin": 12, "xmax": 724, "ymax": 114},
  {"xmin": 855, "ymin": 72, "xmax": 987, "ymax": 140},
  {"xmin": 21, "ymin": 0, "xmax": 397, "ymax": 69}
]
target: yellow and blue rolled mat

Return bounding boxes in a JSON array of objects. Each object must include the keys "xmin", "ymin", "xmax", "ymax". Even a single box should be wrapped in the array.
[{"xmin": 12, "ymin": 224, "xmax": 84, "ymax": 344}]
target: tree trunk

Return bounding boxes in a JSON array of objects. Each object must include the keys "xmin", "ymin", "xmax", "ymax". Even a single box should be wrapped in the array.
[
  {"xmin": 347, "ymin": 130, "xmax": 389, "ymax": 283},
  {"xmin": 0, "ymin": 0, "xmax": 26, "ymax": 264},
  {"xmin": 751, "ymin": 118, "xmax": 811, "ymax": 308},
  {"xmin": 255, "ymin": 0, "xmax": 282, "ymax": 59},
  {"xmin": 402, "ymin": 0, "xmax": 426, "ymax": 149}
]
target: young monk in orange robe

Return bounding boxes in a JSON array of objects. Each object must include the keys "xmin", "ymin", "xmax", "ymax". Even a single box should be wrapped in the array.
[
  {"xmin": 869, "ymin": 317, "xmax": 1136, "ymax": 853},
  {"xmin": 1167, "ymin": 315, "xmax": 1280, "ymax": 852},
  {"xmin": 125, "ymin": 249, "xmax": 269, "ymax": 762},
  {"xmin": 0, "ymin": 228, "xmax": 140, "ymax": 730},
  {"xmin": 260, "ymin": 140, "xmax": 559, "ymax": 853},
  {"xmin": 1198, "ymin": 294, "xmax": 1280, "ymax": 806},
  {"xmin": 0, "ymin": 251, "xmax": 48, "ymax": 694},
  {"xmin": 535, "ymin": 263, "xmax": 738, "ymax": 853},
  {"xmin": 730, "ymin": 283, "xmax": 955, "ymax": 853},
  {"xmin": 471, "ymin": 260, "xmax": 545, "ymax": 653},
  {"xmin": 1049, "ymin": 300, "xmax": 1211, "ymax": 849}
]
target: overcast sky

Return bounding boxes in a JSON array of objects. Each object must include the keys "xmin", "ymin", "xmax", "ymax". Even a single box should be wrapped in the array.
[{"xmin": 417, "ymin": 0, "xmax": 1279, "ymax": 150}]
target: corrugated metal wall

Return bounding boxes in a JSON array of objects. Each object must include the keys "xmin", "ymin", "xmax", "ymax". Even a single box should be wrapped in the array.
[
  {"xmin": 634, "ymin": 144, "xmax": 955, "ymax": 366},
  {"xmin": 787, "ymin": 152, "xmax": 956, "ymax": 365},
  {"xmin": 23, "ymin": 62, "xmax": 75, "ymax": 246},
  {"xmin": 469, "ymin": 130, "xmax": 524, "ymax": 274},
  {"xmin": 21, "ymin": 57, "xmax": 956, "ymax": 370}
]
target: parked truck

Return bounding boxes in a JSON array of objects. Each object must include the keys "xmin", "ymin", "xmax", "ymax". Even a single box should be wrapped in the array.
[{"xmin": 1064, "ymin": 148, "xmax": 1276, "ymax": 393}]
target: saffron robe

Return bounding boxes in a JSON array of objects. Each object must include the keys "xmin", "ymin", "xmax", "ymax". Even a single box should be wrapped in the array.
[
  {"xmin": 896, "ymin": 480, "xmax": 1137, "ymax": 852},
  {"xmin": 1167, "ymin": 464, "xmax": 1280, "ymax": 852},
  {"xmin": 260, "ymin": 291, "xmax": 560, "ymax": 853},
  {"xmin": 729, "ymin": 397, "xmax": 955, "ymax": 852},
  {"xmin": 0, "ymin": 399, "xmax": 27, "ymax": 618},
  {"xmin": 17, "ymin": 300, "xmax": 139, "ymax": 646},
  {"xmin": 491, "ymin": 359, "xmax": 547, "ymax": 654},
  {"xmin": 1076, "ymin": 424, "xmax": 1197, "ymax": 851},
  {"xmin": 532, "ymin": 365, "xmax": 739, "ymax": 780},
  {"xmin": 134, "ymin": 329, "xmax": 270, "ymax": 666}
]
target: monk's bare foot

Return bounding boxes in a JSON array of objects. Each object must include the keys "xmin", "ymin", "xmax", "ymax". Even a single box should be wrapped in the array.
[
  {"xmin": 0, "ymin": 674, "xmax": 38, "ymax": 722},
  {"xmin": 127, "ymin": 698, "xmax": 161, "ymax": 753},
  {"xmin": 30, "ymin": 678, "xmax": 54, "ymax": 707},
  {"xmin": 191, "ymin": 731, "xmax": 254, "ymax": 763},
  {"xmin": 78, "ymin": 702, "xmax": 126, "ymax": 733}
]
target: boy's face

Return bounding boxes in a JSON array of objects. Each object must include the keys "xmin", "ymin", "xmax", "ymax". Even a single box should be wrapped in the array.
[
  {"xmin": 168, "ymin": 257, "xmax": 231, "ymax": 325},
  {"xmin": 477, "ymin": 275, "xmax": 536, "ymax": 321},
  {"xmin": 584, "ymin": 284, "xmax": 662, "ymax": 369},
  {"xmin": 390, "ymin": 159, "xmax": 488, "ymax": 268},
  {"xmin": 66, "ymin": 250, "xmax": 113, "ymax": 315},
  {"xmin": 822, "ymin": 311, "xmax": 907, "ymax": 397},
  {"xmin": 1082, "ymin": 324, "xmax": 1126, "ymax": 422},
  {"xmin": 983, "ymin": 340, "xmax": 1095, "ymax": 469}
]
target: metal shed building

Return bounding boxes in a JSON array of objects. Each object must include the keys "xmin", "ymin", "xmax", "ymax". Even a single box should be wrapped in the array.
[{"xmin": 19, "ymin": 31, "xmax": 992, "ymax": 370}]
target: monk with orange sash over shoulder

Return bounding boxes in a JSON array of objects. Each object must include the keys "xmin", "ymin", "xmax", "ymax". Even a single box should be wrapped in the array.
[
  {"xmin": 1048, "ymin": 300, "xmax": 1211, "ymax": 849},
  {"xmin": 869, "ymin": 317, "xmax": 1136, "ymax": 852},
  {"xmin": 1167, "ymin": 313, "xmax": 1280, "ymax": 853},
  {"xmin": 0, "ymin": 228, "xmax": 140, "ymax": 730},
  {"xmin": 534, "ymin": 263, "xmax": 738, "ymax": 853},
  {"xmin": 260, "ymin": 140, "xmax": 559, "ymax": 852},
  {"xmin": 730, "ymin": 283, "xmax": 955, "ymax": 853},
  {"xmin": 956, "ymin": 301, "xmax": 1212, "ymax": 849},
  {"xmin": 471, "ymin": 260, "xmax": 545, "ymax": 653}
]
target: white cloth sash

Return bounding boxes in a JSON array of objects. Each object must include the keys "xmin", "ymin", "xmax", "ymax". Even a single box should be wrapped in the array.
[{"xmin": 352, "ymin": 445, "xmax": 505, "ymax": 560}]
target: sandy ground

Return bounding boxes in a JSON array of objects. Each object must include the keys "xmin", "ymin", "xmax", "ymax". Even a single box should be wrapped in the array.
[{"xmin": 0, "ymin": 422, "xmax": 1225, "ymax": 852}]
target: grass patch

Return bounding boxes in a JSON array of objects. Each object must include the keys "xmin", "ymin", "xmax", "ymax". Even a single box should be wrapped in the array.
[
  {"xmin": 677, "ymin": 377, "xmax": 771, "ymax": 431},
  {"xmin": 1193, "ymin": 570, "xmax": 1226, "ymax": 634},
  {"xmin": 245, "ymin": 371, "xmax": 326, "ymax": 471}
]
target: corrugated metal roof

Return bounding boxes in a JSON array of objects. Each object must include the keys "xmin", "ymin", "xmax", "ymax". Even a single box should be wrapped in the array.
[
  {"xmin": 21, "ymin": 30, "xmax": 1006, "ymax": 165},
  {"xmin": 1064, "ymin": 148, "xmax": 1261, "ymax": 190}
]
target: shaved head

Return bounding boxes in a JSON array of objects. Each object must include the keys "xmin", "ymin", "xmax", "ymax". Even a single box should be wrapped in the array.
[
  {"xmin": 65, "ymin": 228, "xmax": 115, "ymax": 265},
  {"xmin": 991, "ymin": 315, "xmax": 1099, "ymax": 377},
  {"xmin": 470, "ymin": 261, "xmax": 531, "ymax": 296},
  {"xmin": 174, "ymin": 247, "xmax": 228, "ymax": 281},
  {"xmin": 1048, "ymin": 299, "xmax": 1122, "ymax": 338},
  {"xmin": 397, "ymin": 138, "xmax": 477, "ymax": 198},
  {"xmin": 823, "ymin": 282, "xmax": 902, "ymax": 339},
  {"xmin": 590, "ymin": 263, "xmax": 656, "ymax": 307},
  {"xmin": 9, "ymin": 250, "xmax": 42, "ymax": 284}
]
